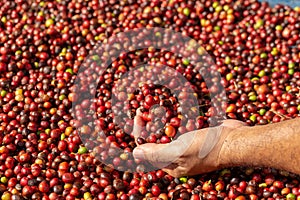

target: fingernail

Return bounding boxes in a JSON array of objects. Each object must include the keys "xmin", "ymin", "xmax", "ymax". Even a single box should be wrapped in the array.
[{"xmin": 133, "ymin": 147, "xmax": 145, "ymax": 160}]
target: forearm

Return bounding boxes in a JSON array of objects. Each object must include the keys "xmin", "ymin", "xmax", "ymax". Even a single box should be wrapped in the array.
[{"xmin": 219, "ymin": 118, "xmax": 300, "ymax": 174}]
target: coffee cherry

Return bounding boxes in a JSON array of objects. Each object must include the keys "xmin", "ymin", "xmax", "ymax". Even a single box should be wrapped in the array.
[{"xmin": 0, "ymin": 0, "xmax": 299, "ymax": 199}]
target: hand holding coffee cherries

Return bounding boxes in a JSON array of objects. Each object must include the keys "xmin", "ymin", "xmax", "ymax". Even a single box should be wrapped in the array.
[{"xmin": 133, "ymin": 111, "xmax": 300, "ymax": 177}]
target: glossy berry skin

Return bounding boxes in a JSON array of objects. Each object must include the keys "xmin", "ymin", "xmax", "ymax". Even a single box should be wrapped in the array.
[
  {"xmin": 151, "ymin": 185, "xmax": 161, "ymax": 197},
  {"xmin": 0, "ymin": 0, "xmax": 299, "ymax": 200},
  {"xmin": 165, "ymin": 125, "xmax": 176, "ymax": 138}
]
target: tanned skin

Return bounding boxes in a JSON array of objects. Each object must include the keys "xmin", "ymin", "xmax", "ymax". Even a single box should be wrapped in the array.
[{"xmin": 132, "ymin": 113, "xmax": 300, "ymax": 178}]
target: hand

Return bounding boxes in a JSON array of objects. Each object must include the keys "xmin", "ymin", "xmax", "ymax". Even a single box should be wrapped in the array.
[{"xmin": 132, "ymin": 112, "xmax": 246, "ymax": 177}]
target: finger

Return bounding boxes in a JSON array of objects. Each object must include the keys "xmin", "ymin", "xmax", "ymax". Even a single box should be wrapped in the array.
[
  {"xmin": 162, "ymin": 167, "xmax": 184, "ymax": 178},
  {"xmin": 163, "ymin": 163, "xmax": 178, "ymax": 170},
  {"xmin": 162, "ymin": 168, "xmax": 176, "ymax": 177},
  {"xmin": 133, "ymin": 142, "xmax": 181, "ymax": 165}
]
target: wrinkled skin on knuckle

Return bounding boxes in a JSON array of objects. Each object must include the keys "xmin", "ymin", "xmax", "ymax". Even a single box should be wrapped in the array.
[{"xmin": 167, "ymin": 169, "xmax": 183, "ymax": 178}]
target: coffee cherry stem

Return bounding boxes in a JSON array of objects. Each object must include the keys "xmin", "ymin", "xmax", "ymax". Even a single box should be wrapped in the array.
[{"xmin": 270, "ymin": 109, "xmax": 291, "ymax": 119}]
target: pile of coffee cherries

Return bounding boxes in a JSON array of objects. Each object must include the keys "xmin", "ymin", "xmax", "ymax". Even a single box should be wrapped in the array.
[{"xmin": 0, "ymin": 0, "xmax": 299, "ymax": 199}]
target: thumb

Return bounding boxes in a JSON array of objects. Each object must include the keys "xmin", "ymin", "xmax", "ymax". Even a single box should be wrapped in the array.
[
  {"xmin": 133, "ymin": 142, "xmax": 181, "ymax": 164},
  {"xmin": 132, "ymin": 108, "xmax": 145, "ymax": 141}
]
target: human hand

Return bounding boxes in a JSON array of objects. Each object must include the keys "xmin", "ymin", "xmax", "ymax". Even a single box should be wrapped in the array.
[{"xmin": 132, "ymin": 111, "xmax": 246, "ymax": 177}]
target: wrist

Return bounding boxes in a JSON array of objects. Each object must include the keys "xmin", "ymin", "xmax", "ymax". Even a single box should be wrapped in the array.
[
  {"xmin": 200, "ymin": 125, "xmax": 235, "ymax": 172},
  {"xmin": 216, "ymin": 125, "xmax": 247, "ymax": 169}
]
